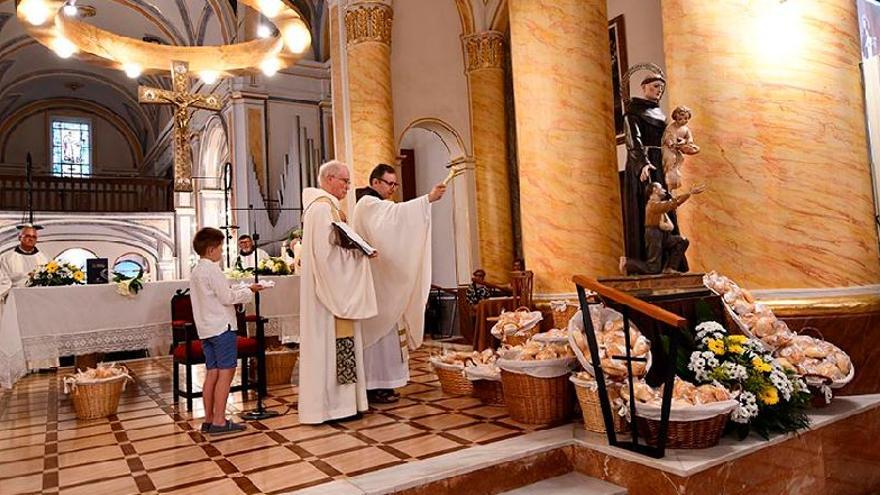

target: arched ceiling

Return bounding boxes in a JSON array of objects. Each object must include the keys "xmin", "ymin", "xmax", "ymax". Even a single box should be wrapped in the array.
[{"xmin": 0, "ymin": 0, "xmax": 238, "ymax": 170}]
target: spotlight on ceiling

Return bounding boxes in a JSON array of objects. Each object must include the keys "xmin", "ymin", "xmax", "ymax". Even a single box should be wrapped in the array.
[
  {"xmin": 257, "ymin": 23, "xmax": 273, "ymax": 39},
  {"xmin": 282, "ymin": 20, "xmax": 311, "ymax": 54},
  {"xmin": 200, "ymin": 70, "xmax": 220, "ymax": 84},
  {"xmin": 63, "ymin": 1, "xmax": 78, "ymax": 17},
  {"xmin": 258, "ymin": 0, "xmax": 283, "ymax": 19},
  {"xmin": 260, "ymin": 58, "xmax": 280, "ymax": 77},
  {"xmin": 51, "ymin": 37, "xmax": 77, "ymax": 58},
  {"xmin": 22, "ymin": 0, "xmax": 51, "ymax": 26},
  {"xmin": 123, "ymin": 63, "xmax": 142, "ymax": 79}
]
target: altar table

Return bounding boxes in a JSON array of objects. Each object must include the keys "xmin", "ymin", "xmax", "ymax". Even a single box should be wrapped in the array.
[{"xmin": 0, "ymin": 276, "xmax": 300, "ymax": 388}]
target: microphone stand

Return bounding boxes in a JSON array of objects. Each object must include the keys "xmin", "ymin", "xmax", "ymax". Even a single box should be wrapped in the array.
[{"xmin": 233, "ymin": 204, "xmax": 302, "ymax": 420}]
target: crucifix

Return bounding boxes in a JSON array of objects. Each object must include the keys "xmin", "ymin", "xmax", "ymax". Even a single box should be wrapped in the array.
[{"xmin": 138, "ymin": 61, "xmax": 222, "ymax": 192}]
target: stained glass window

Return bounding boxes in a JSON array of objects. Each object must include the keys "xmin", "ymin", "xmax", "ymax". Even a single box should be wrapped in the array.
[{"xmin": 51, "ymin": 119, "xmax": 91, "ymax": 177}]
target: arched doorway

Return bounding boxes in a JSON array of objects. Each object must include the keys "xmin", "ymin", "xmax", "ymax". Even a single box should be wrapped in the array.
[
  {"xmin": 398, "ymin": 118, "xmax": 477, "ymax": 289},
  {"xmin": 196, "ymin": 117, "xmax": 233, "ymax": 266}
]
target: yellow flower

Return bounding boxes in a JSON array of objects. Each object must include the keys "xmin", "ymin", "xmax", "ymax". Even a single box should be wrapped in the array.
[
  {"xmin": 759, "ymin": 386, "xmax": 779, "ymax": 405},
  {"xmin": 728, "ymin": 335, "xmax": 748, "ymax": 345},
  {"xmin": 707, "ymin": 339, "xmax": 725, "ymax": 356},
  {"xmin": 73, "ymin": 271, "xmax": 85, "ymax": 282},
  {"xmin": 729, "ymin": 344, "xmax": 745, "ymax": 355},
  {"xmin": 46, "ymin": 261, "xmax": 59, "ymax": 274},
  {"xmin": 752, "ymin": 357, "xmax": 772, "ymax": 373}
]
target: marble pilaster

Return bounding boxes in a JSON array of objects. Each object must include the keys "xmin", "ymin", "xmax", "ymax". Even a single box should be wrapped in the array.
[
  {"xmin": 509, "ymin": 0, "xmax": 622, "ymax": 296},
  {"xmin": 661, "ymin": 0, "xmax": 880, "ymax": 289},
  {"xmin": 464, "ymin": 31, "xmax": 514, "ymax": 283}
]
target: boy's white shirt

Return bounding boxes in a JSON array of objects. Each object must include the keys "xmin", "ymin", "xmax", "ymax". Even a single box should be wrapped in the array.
[{"xmin": 190, "ymin": 258, "xmax": 253, "ymax": 339}]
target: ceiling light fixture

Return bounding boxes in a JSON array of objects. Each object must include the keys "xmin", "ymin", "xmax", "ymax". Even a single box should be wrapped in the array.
[{"xmin": 123, "ymin": 63, "xmax": 142, "ymax": 78}]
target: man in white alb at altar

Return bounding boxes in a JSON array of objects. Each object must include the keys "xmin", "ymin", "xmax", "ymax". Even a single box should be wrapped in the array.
[
  {"xmin": 353, "ymin": 164, "xmax": 446, "ymax": 403},
  {"xmin": 0, "ymin": 224, "xmax": 53, "ymax": 370},
  {"xmin": 233, "ymin": 234, "xmax": 270, "ymax": 270},
  {"xmin": 298, "ymin": 160, "xmax": 378, "ymax": 424},
  {"xmin": 0, "ymin": 225, "xmax": 49, "ymax": 299}
]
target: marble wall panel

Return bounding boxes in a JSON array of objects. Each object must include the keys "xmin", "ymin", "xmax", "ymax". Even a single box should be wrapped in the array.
[{"xmin": 661, "ymin": 0, "xmax": 880, "ymax": 289}]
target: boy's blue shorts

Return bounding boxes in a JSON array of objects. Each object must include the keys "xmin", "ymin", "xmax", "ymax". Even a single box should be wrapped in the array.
[{"xmin": 202, "ymin": 330, "xmax": 237, "ymax": 370}]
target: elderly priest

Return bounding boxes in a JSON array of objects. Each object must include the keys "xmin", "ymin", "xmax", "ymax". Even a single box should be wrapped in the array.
[
  {"xmin": 0, "ymin": 225, "xmax": 49, "ymax": 298},
  {"xmin": 298, "ymin": 160, "xmax": 378, "ymax": 424},
  {"xmin": 353, "ymin": 164, "xmax": 446, "ymax": 403}
]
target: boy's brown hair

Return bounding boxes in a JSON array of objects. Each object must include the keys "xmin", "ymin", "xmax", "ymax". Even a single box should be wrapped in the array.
[{"xmin": 193, "ymin": 227, "xmax": 225, "ymax": 256}]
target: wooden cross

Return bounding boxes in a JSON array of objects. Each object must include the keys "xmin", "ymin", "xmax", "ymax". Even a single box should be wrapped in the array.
[{"xmin": 138, "ymin": 61, "xmax": 222, "ymax": 192}]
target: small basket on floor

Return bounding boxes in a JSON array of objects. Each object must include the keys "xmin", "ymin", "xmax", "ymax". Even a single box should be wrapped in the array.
[
  {"xmin": 64, "ymin": 366, "xmax": 131, "ymax": 420},
  {"xmin": 431, "ymin": 359, "xmax": 474, "ymax": 396},
  {"xmin": 465, "ymin": 365, "xmax": 505, "ymax": 406},
  {"xmin": 570, "ymin": 374, "xmax": 628, "ymax": 433},
  {"xmin": 265, "ymin": 349, "xmax": 299, "ymax": 385}
]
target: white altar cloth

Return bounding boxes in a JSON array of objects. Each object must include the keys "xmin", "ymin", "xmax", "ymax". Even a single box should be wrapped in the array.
[{"xmin": 0, "ymin": 276, "xmax": 299, "ymax": 388}]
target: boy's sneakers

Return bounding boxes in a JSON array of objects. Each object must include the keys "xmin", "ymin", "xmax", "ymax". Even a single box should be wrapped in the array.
[
  {"xmin": 201, "ymin": 422, "xmax": 210, "ymax": 433},
  {"xmin": 206, "ymin": 420, "xmax": 247, "ymax": 435}
]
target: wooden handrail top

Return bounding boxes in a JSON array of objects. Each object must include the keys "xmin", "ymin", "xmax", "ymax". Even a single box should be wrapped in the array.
[
  {"xmin": 0, "ymin": 174, "xmax": 171, "ymax": 186},
  {"xmin": 572, "ymin": 274, "xmax": 688, "ymax": 329}
]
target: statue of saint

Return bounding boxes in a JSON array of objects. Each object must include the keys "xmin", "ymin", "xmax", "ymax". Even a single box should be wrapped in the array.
[{"xmin": 622, "ymin": 73, "xmax": 688, "ymax": 272}]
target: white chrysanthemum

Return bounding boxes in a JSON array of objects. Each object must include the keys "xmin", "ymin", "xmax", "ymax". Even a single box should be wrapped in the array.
[
  {"xmin": 721, "ymin": 361, "xmax": 748, "ymax": 381},
  {"xmin": 769, "ymin": 369, "xmax": 793, "ymax": 401},
  {"xmin": 732, "ymin": 391, "xmax": 759, "ymax": 423}
]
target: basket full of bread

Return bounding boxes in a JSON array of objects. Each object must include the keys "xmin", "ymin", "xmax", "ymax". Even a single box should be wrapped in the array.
[
  {"xmin": 569, "ymin": 371, "xmax": 629, "ymax": 433},
  {"xmin": 704, "ymin": 271, "xmax": 854, "ymax": 404},
  {"xmin": 497, "ymin": 341, "xmax": 577, "ymax": 424},
  {"xmin": 621, "ymin": 377, "xmax": 738, "ymax": 449},
  {"xmin": 549, "ymin": 300, "xmax": 579, "ymax": 329},
  {"xmin": 463, "ymin": 349, "xmax": 505, "ymax": 406},
  {"xmin": 430, "ymin": 350, "xmax": 475, "ymax": 396},
  {"xmin": 63, "ymin": 363, "xmax": 133, "ymax": 420},
  {"xmin": 567, "ymin": 307, "xmax": 652, "ymax": 379},
  {"xmin": 490, "ymin": 307, "xmax": 543, "ymax": 346}
]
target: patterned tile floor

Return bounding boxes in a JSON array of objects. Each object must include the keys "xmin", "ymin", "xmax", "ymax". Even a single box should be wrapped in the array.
[{"xmin": 0, "ymin": 349, "xmax": 546, "ymax": 494}]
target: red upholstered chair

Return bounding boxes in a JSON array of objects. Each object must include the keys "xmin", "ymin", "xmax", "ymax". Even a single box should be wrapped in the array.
[{"xmin": 170, "ymin": 290, "xmax": 258, "ymax": 411}]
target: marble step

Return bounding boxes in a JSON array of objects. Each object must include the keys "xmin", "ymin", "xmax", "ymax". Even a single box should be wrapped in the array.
[{"xmin": 499, "ymin": 473, "xmax": 627, "ymax": 495}]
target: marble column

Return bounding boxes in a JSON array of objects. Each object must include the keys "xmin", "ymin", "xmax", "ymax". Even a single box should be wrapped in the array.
[
  {"xmin": 509, "ymin": 0, "xmax": 622, "ymax": 296},
  {"xmin": 661, "ymin": 0, "xmax": 880, "ymax": 290},
  {"xmin": 463, "ymin": 31, "xmax": 514, "ymax": 283},
  {"xmin": 342, "ymin": 0, "xmax": 396, "ymax": 186}
]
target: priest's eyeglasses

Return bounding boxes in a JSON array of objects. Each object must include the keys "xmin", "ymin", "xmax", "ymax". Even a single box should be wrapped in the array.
[
  {"xmin": 331, "ymin": 175, "xmax": 351, "ymax": 185},
  {"xmin": 377, "ymin": 178, "xmax": 399, "ymax": 188}
]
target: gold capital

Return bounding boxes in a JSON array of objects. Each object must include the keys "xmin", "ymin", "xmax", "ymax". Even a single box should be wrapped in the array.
[
  {"xmin": 463, "ymin": 31, "xmax": 505, "ymax": 72},
  {"xmin": 344, "ymin": 2, "xmax": 393, "ymax": 46}
]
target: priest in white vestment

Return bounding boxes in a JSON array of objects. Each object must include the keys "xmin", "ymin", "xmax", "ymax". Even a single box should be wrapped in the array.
[
  {"xmin": 353, "ymin": 164, "xmax": 446, "ymax": 403},
  {"xmin": 0, "ymin": 226, "xmax": 49, "ymax": 299},
  {"xmin": 233, "ymin": 234, "xmax": 270, "ymax": 270},
  {"xmin": 298, "ymin": 161, "xmax": 378, "ymax": 424}
]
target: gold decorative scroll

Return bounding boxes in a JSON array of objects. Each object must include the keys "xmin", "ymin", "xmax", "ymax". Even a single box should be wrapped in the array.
[
  {"xmin": 344, "ymin": 2, "xmax": 393, "ymax": 45},
  {"xmin": 463, "ymin": 31, "xmax": 505, "ymax": 72}
]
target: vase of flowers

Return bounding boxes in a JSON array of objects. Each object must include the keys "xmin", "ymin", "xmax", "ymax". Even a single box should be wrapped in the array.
[
  {"xmin": 27, "ymin": 261, "xmax": 85, "ymax": 286},
  {"xmin": 255, "ymin": 256, "xmax": 291, "ymax": 276},
  {"xmin": 113, "ymin": 269, "xmax": 144, "ymax": 297},
  {"xmin": 688, "ymin": 321, "xmax": 811, "ymax": 439}
]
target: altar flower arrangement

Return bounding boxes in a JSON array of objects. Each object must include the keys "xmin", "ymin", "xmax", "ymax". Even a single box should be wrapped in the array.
[
  {"xmin": 255, "ymin": 256, "xmax": 291, "ymax": 276},
  {"xmin": 113, "ymin": 270, "xmax": 144, "ymax": 297},
  {"xmin": 224, "ymin": 268, "xmax": 253, "ymax": 280},
  {"xmin": 27, "ymin": 261, "xmax": 85, "ymax": 286},
  {"xmin": 688, "ymin": 321, "xmax": 811, "ymax": 438}
]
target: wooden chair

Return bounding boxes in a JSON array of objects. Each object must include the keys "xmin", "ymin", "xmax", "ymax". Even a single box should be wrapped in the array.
[
  {"xmin": 510, "ymin": 270, "xmax": 534, "ymax": 309},
  {"xmin": 170, "ymin": 290, "xmax": 258, "ymax": 411}
]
